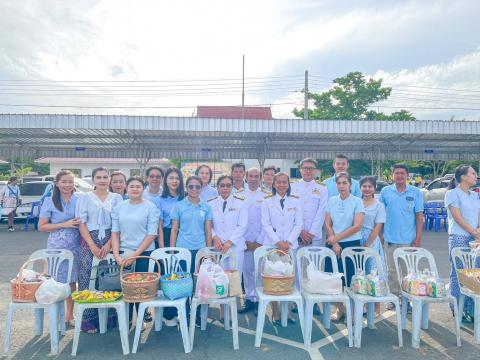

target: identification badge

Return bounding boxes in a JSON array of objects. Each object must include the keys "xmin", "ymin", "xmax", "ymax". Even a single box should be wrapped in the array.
[
  {"xmin": 312, "ymin": 189, "xmax": 321, "ymax": 195},
  {"xmin": 228, "ymin": 207, "xmax": 238, "ymax": 212},
  {"xmin": 287, "ymin": 207, "xmax": 297, "ymax": 211},
  {"xmin": 406, "ymin": 196, "xmax": 414, "ymax": 201}
]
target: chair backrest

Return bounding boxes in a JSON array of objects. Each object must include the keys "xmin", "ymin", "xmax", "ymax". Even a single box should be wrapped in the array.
[
  {"xmin": 30, "ymin": 201, "xmax": 41, "ymax": 217},
  {"xmin": 149, "ymin": 247, "xmax": 192, "ymax": 274},
  {"xmin": 341, "ymin": 247, "xmax": 388, "ymax": 288},
  {"xmin": 451, "ymin": 247, "xmax": 480, "ymax": 272},
  {"xmin": 88, "ymin": 249, "xmax": 135, "ymax": 290},
  {"xmin": 296, "ymin": 246, "xmax": 339, "ymax": 291},
  {"xmin": 392, "ymin": 247, "xmax": 438, "ymax": 285},
  {"xmin": 194, "ymin": 247, "xmax": 237, "ymax": 273},
  {"xmin": 29, "ymin": 249, "xmax": 73, "ymax": 282}
]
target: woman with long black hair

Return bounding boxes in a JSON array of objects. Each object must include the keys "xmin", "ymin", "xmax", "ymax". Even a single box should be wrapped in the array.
[{"xmin": 38, "ymin": 170, "xmax": 81, "ymax": 326}]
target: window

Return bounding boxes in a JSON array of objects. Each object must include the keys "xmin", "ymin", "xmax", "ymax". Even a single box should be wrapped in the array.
[
  {"xmin": 427, "ymin": 180, "xmax": 447, "ymax": 190},
  {"xmin": 130, "ymin": 169, "xmax": 141, "ymax": 177},
  {"xmin": 19, "ymin": 182, "xmax": 49, "ymax": 196}
]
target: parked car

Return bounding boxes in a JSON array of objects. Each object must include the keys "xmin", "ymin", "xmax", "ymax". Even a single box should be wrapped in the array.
[
  {"xmin": 6, "ymin": 179, "xmax": 94, "ymax": 218},
  {"xmin": 420, "ymin": 175, "xmax": 480, "ymax": 203}
]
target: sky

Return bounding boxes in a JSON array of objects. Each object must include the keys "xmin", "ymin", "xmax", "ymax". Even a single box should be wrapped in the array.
[{"xmin": 0, "ymin": 0, "xmax": 479, "ymax": 120}]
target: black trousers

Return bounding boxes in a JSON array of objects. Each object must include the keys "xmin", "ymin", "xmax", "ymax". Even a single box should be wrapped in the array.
[{"xmin": 324, "ymin": 240, "xmax": 361, "ymax": 287}]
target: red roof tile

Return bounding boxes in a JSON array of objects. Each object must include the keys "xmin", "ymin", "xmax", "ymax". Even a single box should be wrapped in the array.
[{"xmin": 197, "ymin": 106, "xmax": 272, "ymax": 120}]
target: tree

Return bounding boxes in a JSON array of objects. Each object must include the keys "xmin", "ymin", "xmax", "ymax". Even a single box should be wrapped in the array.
[{"xmin": 294, "ymin": 71, "xmax": 415, "ymax": 121}]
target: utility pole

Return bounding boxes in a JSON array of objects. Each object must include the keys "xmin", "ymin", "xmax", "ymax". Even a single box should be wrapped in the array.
[
  {"xmin": 241, "ymin": 55, "xmax": 245, "ymax": 119},
  {"xmin": 304, "ymin": 70, "xmax": 308, "ymax": 120}
]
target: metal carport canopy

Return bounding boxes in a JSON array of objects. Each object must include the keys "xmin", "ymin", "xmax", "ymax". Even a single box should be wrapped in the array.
[{"xmin": 0, "ymin": 114, "xmax": 479, "ymax": 161}]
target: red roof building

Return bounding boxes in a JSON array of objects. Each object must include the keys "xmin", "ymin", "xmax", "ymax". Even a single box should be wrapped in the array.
[{"xmin": 196, "ymin": 106, "xmax": 273, "ymax": 120}]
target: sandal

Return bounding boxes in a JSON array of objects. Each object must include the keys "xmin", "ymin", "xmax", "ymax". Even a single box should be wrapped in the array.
[{"xmin": 331, "ymin": 310, "xmax": 345, "ymax": 322}]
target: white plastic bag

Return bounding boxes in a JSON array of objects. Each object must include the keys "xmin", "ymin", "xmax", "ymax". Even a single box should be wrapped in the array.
[
  {"xmin": 303, "ymin": 263, "xmax": 343, "ymax": 294},
  {"xmin": 35, "ymin": 278, "xmax": 71, "ymax": 304},
  {"xmin": 195, "ymin": 260, "xmax": 230, "ymax": 301},
  {"xmin": 263, "ymin": 259, "xmax": 294, "ymax": 277}
]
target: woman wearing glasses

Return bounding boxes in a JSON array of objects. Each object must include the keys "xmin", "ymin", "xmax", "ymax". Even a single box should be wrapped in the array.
[
  {"xmin": 170, "ymin": 175, "xmax": 213, "ymax": 273},
  {"xmin": 208, "ymin": 175, "xmax": 248, "ymax": 274},
  {"xmin": 143, "ymin": 166, "xmax": 164, "ymax": 203}
]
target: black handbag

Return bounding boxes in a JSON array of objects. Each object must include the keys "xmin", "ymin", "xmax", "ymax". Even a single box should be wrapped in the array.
[{"xmin": 94, "ymin": 261, "xmax": 133, "ymax": 291}]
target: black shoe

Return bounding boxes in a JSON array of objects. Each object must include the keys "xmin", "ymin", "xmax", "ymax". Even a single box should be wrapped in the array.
[
  {"xmin": 143, "ymin": 310, "xmax": 153, "ymax": 323},
  {"xmin": 254, "ymin": 303, "xmax": 258, "ymax": 317},
  {"xmin": 238, "ymin": 299, "xmax": 255, "ymax": 314},
  {"xmin": 291, "ymin": 304, "xmax": 298, "ymax": 313},
  {"xmin": 313, "ymin": 304, "xmax": 321, "ymax": 316}
]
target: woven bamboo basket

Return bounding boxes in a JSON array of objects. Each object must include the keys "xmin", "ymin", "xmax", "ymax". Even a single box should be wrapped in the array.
[
  {"xmin": 11, "ymin": 258, "xmax": 49, "ymax": 303},
  {"xmin": 120, "ymin": 256, "xmax": 161, "ymax": 303},
  {"xmin": 457, "ymin": 269, "xmax": 480, "ymax": 294},
  {"xmin": 262, "ymin": 249, "xmax": 295, "ymax": 295}
]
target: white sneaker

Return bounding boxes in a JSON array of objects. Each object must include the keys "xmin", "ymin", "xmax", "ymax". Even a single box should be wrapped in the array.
[
  {"xmin": 8, "ymin": 227, "xmax": 14, "ymax": 232},
  {"xmin": 163, "ymin": 317, "xmax": 178, "ymax": 327}
]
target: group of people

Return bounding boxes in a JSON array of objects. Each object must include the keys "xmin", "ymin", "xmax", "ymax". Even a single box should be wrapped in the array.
[{"xmin": 34, "ymin": 154, "xmax": 480, "ymax": 332}]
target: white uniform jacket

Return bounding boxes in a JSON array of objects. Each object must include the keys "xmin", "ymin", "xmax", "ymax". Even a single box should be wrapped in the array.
[
  {"xmin": 244, "ymin": 187, "xmax": 270, "ymax": 245},
  {"xmin": 261, "ymin": 193, "xmax": 303, "ymax": 249},
  {"xmin": 209, "ymin": 194, "xmax": 248, "ymax": 251},
  {"xmin": 291, "ymin": 179, "xmax": 328, "ymax": 243}
]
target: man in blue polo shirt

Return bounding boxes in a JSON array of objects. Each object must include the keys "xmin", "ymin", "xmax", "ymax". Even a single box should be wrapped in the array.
[
  {"xmin": 380, "ymin": 163, "xmax": 424, "ymax": 299},
  {"xmin": 324, "ymin": 154, "xmax": 361, "ymax": 198}
]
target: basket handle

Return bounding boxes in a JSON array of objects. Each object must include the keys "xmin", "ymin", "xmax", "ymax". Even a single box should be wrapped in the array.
[
  {"xmin": 120, "ymin": 255, "xmax": 161, "ymax": 278},
  {"xmin": 266, "ymin": 248, "xmax": 293, "ymax": 263},
  {"xmin": 17, "ymin": 257, "xmax": 49, "ymax": 282}
]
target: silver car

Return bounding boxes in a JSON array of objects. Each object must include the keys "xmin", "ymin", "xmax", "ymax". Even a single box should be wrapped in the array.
[{"xmin": 421, "ymin": 175, "xmax": 480, "ymax": 203}]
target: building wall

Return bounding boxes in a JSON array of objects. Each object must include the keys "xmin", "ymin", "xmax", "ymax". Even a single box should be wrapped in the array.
[{"xmin": 49, "ymin": 162, "xmax": 168, "ymax": 178}]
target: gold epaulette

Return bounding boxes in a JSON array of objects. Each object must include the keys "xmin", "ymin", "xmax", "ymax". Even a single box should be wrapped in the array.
[
  {"xmin": 264, "ymin": 193, "xmax": 273, "ymax": 199},
  {"xmin": 233, "ymin": 194, "xmax": 245, "ymax": 201},
  {"xmin": 290, "ymin": 194, "xmax": 299, "ymax": 199},
  {"xmin": 207, "ymin": 196, "xmax": 218, "ymax": 202}
]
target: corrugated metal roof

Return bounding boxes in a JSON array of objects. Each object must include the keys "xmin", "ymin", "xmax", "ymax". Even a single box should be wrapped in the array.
[{"xmin": 0, "ymin": 114, "xmax": 479, "ymax": 160}]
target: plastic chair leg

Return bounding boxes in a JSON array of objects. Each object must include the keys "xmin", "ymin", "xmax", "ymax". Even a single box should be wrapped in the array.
[
  {"xmin": 3, "ymin": 305, "xmax": 14, "ymax": 355},
  {"xmin": 344, "ymin": 300, "xmax": 354, "ymax": 347},
  {"xmin": 116, "ymin": 305, "xmax": 130, "ymax": 355},
  {"xmin": 229, "ymin": 299, "xmax": 239, "ymax": 350},
  {"xmin": 189, "ymin": 299, "xmax": 199, "ymax": 350},
  {"xmin": 71, "ymin": 305, "xmax": 85, "ymax": 356},
  {"xmin": 294, "ymin": 299, "xmax": 305, "ymax": 341},
  {"xmin": 177, "ymin": 302, "xmax": 191, "ymax": 353},
  {"xmin": 353, "ymin": 300, "xmax": 364, "ymax": 348},
  {"xmin": 421, "ymin": 303, "xmax": 429, "ymax": 330},
  {"xmin": 411, "ymin": 300, "xmax": 422, "ymax": 348},
  {"xmin": 132, "ymin": 303, "xmax": 147, "ymax": 353},
  {"xmin": 48, "ymin": 303, "xmax": 59, "ymax": 355},
  {"xmin": 254, "ymin": 300, "xmax": 267, "ymax": 347},
  {"xmin": 474, "ymin": 298, "xmax": 480, "ymax": 344},
  {"xmin": 401, "ymin": 296, "xmax": 408, "ymax": 330},
  {"xmin": 304, "ymin": 299, "xmax": 314, "ymax": 347},
  {"xmin": 98, "ymin": 308, "xmax": 108, "ymax": 334},
  {"xmin": 458, "ymin": 293, "xmax": 465, "ymax": 327},
  {"xmin": 322, "ymin": 302, "xmax": 331, "ymax": 329},
  {"xmin": 367, "ymin": 303, "xmax": 375, "ymax": 329},
  {"xmin": 200, "ymin": 304, "xmax": 208, "ymax": 330},
  {"xmin": 35, "ymin": 308, "xmax": 44, "ymax": 336},
  {"xmin": 155, "ymin": 306, "xmax": 164, "ymax": 331},
  {"xmin": 393, "ymin": 299, "xmax": 403, "ymax": 347},
  {"xmin": 224, "ymin": 304, "xmax": 230, "ymax": 330},
  {"xmin": 280, "ymin": 301, "xmax": 288, "ymax": 327},
  {"xmin": 59, "ymin": 303, "xmax": 66, "ymax": 335},
  {"xmin": 450, "ymin": 299, "xmax": 461, "ymax": 347}
]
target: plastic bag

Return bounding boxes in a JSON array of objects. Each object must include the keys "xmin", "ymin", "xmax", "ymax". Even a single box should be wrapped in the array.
[
  {"xmin": 402, "ymin": 272, "xmax": 427, "ymax": 296},
  {"xmin": 303, "ymin": 263, "xmax": 343, "ymax": 294},
  {"xmin": 195, "ymin": 260, "xmax": 230, "ymax": 300},
  {"xmin": 35, "ymin": 278, "xmax": 71, "ymax": 304},
  {"xmin": 351, "ymin": 272, "xmax": 368, "ymax": 295},
  {"xmin": 263, "ymin": 259, "xmax": 294, "ymax": 277},
  {"xmin": 366, "ymin": 271, "xmax": 387, "ymax": 297},
  {"xmin": 426, "ymin": 272, "xmax": 447, "ymax": 298}
]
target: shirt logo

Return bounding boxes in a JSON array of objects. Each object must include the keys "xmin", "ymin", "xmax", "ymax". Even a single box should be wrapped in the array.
[
  {"xmin": 406, "ymin": 196, "xmax": 414, "ymax": 201},
  {"xmin": 312, "ymin": 189, "xmax": 321, "ymax": 195}
]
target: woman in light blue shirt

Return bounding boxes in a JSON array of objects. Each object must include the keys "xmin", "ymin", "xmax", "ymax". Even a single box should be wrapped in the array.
[
  {"xmin": 143, "ymin": 166, "xmax": 164, "ymax": 203},
  {"xmin": 109, "ymin": 171, "xmax": 128, "ymax": 200},
  {"xmin": 325, "ymin": 172, "xmax": 365, "ymax": 321},
  {"xmin": 76, "ymin": 167, "xmax": 123, "ymax": 332},
  {"xmin": 170, "ymin": 175, "xmax": 213, "ymax": 273},
  {"xmin": 38, "ymin": 170, "xmax": 81, "ymax": 326},
  {"xmin": 445, "ymin": 165, "xmax": 480, "ymax": 320},
  {"xmin": 2, "ymin": 176, "xmax": 21, "ymax": 232},
  {"xmin": 153, "ymin": 167, "xmax": 185, "ymax": 248},
  {"xmin": 196, "ymin": 164, "xmax": 218, "ymax": 201}
]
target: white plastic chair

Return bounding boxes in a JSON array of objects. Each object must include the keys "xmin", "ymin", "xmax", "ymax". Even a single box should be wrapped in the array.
[
  {"xmin": 342, "ymin": 247, "xmax": 403, "ymax": 348},
  {"xmin": 393, "ymin": 247, "xmax": 461, "ymax": 348},
  {"xmin": 3, "ymin": 249, "xmax": 73, "ymax": 355},
  {"xmin": 132, "ymin": 247, "xmax": 192, "ymax": 354},
  {"xmin": 71, "ymin": 250, "xmax": 133, "ymax": 356},
  {"xmin": 451, "ymin": 247, "xmax": 480, "ymax": 344},
  {"xmin": 254, "ymin": 245, "xmax": 305, "ymax": 347},
  {"xmin": 297, "ymin": 246, "xmax": 353, "ymax": 347},
  {"xmin": 189, "ymin": 247, "xmax": 239, "ymax": 350}
]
